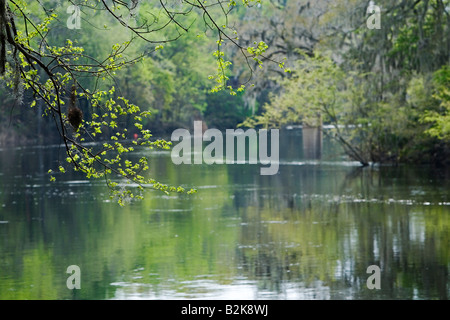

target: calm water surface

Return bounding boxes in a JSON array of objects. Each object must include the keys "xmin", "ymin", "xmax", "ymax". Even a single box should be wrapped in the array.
[{"xmin": 0, "ymin": 129, "xmax": 448, "ymax": 299}]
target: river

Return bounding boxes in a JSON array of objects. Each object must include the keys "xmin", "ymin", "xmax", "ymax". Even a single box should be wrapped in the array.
[{"xmin": 0, "ymin": 128, "xmax": 448, "ymax": 299}]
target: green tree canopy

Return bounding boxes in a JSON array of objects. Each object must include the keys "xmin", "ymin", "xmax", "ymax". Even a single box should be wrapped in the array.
[
  {"xmin": 241, "ymin": 0, "xmax": 450, "ymax": 165},
  {"xmin": 0, "ymin": 0, "xmax": 287, "ymax": 204}
]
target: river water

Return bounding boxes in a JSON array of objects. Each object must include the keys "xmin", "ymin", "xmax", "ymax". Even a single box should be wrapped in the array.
[{"xmin": 0, "ymin": 128, "xmax": 448, "ymax": 299}]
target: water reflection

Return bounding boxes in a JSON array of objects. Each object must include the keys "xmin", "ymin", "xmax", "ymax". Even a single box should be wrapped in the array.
[{"xmin": 0, "ymin": 129, "xmax": 448, "ymax": 300}]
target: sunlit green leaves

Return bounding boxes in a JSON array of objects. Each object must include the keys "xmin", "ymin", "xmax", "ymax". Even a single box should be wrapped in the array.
[
  {"xmin": 3, "ymin": 0, "xmax": 277, "ymax": 205},
  {"xmin": 421, "ymin": 66, "xmax": 450, "ymax": 140}
]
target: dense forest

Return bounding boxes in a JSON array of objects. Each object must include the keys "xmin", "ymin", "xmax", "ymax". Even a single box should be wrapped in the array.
[{"xmin": 1, "ymin": 0, "xmax": 449, "ymax": 166}]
